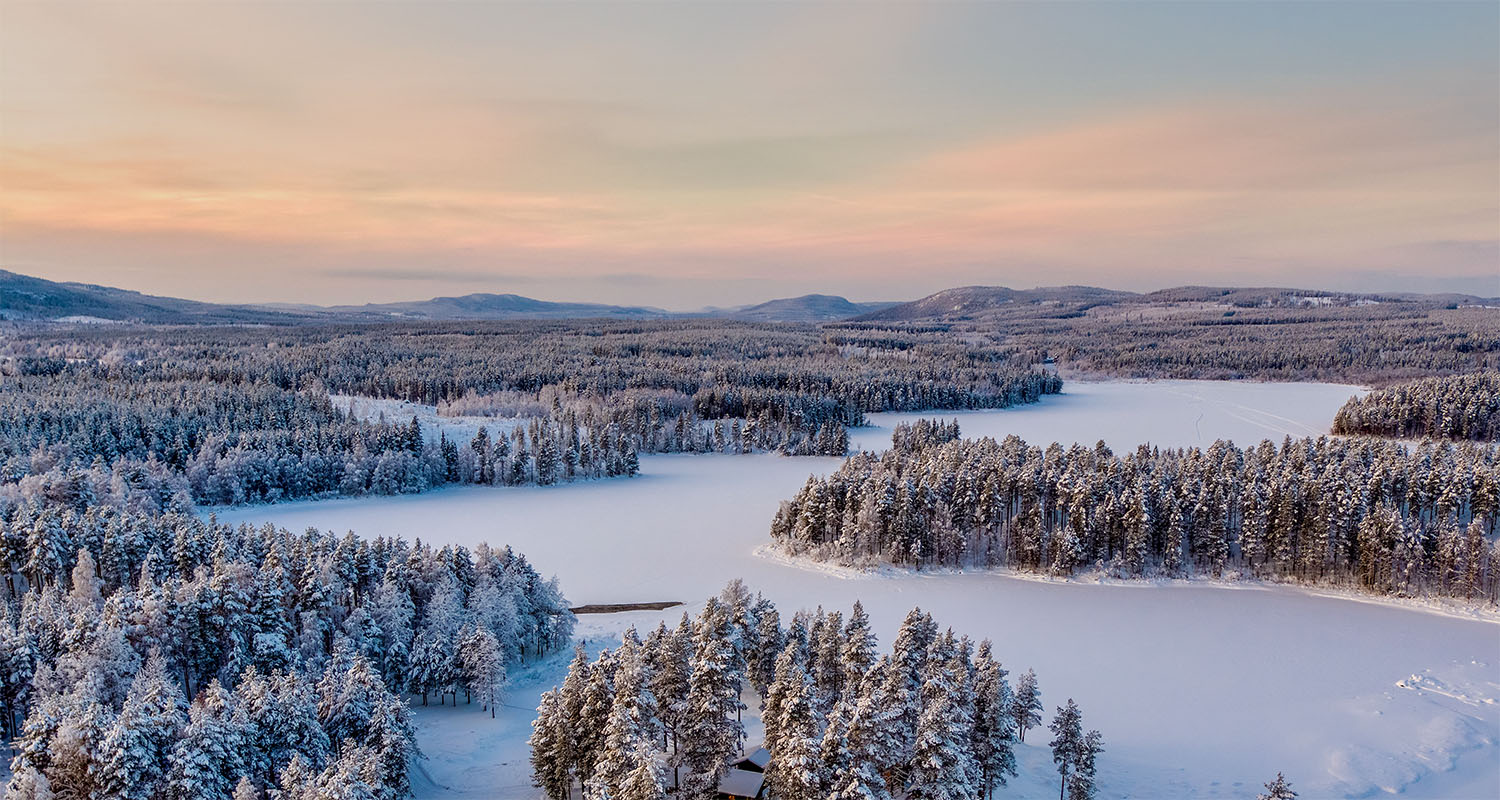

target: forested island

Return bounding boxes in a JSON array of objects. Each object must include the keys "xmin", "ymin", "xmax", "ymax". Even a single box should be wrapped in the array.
[{"xmin": 771, "ymin": 421, "xmax": 1499, "ymax": 602}]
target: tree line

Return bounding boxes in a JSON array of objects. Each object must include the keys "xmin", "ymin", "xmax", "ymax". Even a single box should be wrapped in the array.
[
  {"xmin": 830, "ymin": 302, "xmax": 1500, "ymax": 384},
  {"xmin": 771, "ymin": 423, "xmax": 1500, "ymax": 602},
  {"xmin": 529, "ymin": 581, "xmax": 1104, "ymax": 800},
  {"xmin": 0, "ymin": 321, "xmax": 1058, "ymax": 509},
  {"xmin": 1333, "ymin": 372, "xmax": 1500, "ymax": 441},
  {"xmin": 1, "ymin": 499, "xmax": 574, "ymax": 799}
]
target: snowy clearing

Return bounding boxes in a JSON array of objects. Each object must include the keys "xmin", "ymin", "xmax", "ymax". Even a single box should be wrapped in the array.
[{"xmin": 216, "ymin": 381, "xmax": 1500, "ymax": 800}]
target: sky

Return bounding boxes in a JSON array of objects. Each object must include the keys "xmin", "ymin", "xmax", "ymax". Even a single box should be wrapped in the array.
[{"xmin": 1, "ymin": 1, "xmax": 1497, "ymax": 309}]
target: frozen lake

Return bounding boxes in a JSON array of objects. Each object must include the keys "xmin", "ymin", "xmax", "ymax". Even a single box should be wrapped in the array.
[{"xmin": 215, "ymin": 381, "xmax": 1500, "ymax": 800}]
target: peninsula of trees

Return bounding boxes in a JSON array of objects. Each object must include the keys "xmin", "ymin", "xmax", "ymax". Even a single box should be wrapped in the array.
[
  {"xmin": 530, "ymin": 581, "xmax": 1104, "ymax": 800},
  {"xmin": 1332, "ymin": 373, "xmax": 1500, "ymax": 442},
  {"xmin": 771, "ymin": 422, "xmax": 1499, "ymax": 602}
]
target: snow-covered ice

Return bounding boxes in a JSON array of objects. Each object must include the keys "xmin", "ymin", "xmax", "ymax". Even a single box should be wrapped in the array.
[
  {"xmin": 849, "ymin": 379, "xmax": 1366, "ymax": 453},
  {"xmin": 216, "ymin": 381, "xmax": 1500, "ymax": 799}
]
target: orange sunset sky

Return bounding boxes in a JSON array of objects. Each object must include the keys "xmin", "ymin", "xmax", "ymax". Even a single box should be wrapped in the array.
[{"xmin": 2, "ymin": 1, "xmax": 1497, "ymax": 307}]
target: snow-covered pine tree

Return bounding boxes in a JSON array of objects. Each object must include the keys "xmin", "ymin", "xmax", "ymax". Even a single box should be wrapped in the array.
[
  {"xmin": 617, "ymin": 745, "xmax": 668, "ymax": 800},
  {"xmin": 841, "ymin": 601, "xmax": 876, "ymax": 695},
  {"xmin": 458, "ymin": 625, "xmax": 506, "ymax": 717},
  {"xmin": 1258, "ymin": 772, "xmax": 1297, "ymax": 800},
  {"xmin": 529, "ymin": 690, "xmax": 572, "ymax": 800},
  {"xmin": 766, "ymin": 659, "xmax": 822, "ymax": 800},
  {"xmin": 165, "ymin": 679, "xmax": 249, "ymax": 800},
  {"xmin": 1068, "ymin": 729, "xmax": 1103, "ymax": 800},
  {"xmin": 1048, "ymin": 698, "xmax": 1087, "ymax": 800},
  {"xmin": 971, "ymin": 641, "xmax": 1016, "ymax": 799},
  {"xmin": 575, "ymin": 648, "xmax": 619, "ymax": 788},
  {"xmin": 645, "ymin": 619, "xmax": 691, "ymax": 759},
  {"xmin": 587, "ymin": 632, "xmax": 663, "ymax": 798},
  {"xmin": 750, "ymin": 603, "xmax": 783, "ymax": 698},
  {"xmin": 677, "ymin": 598, "xmax": 746, "ymax": 799},
  {"xmin": 94, "ymin": 651, "xmax": 187, "ymax": 800},
  {"xmin": 1011, "ymin": 668, "xmax": 1041, "ymax": 743},
  {"xmin": 905, "ymin": 642, "xmax": 977, "ymax": 800}
]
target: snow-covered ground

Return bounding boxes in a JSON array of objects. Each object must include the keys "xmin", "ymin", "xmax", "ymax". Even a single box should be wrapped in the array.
[
  {"xmin": 333, "ymin": 394, "xmax": 525, "ymax": 445},
  {"xmin": 216, "ymin": 381, "xmax": 1500, "ymax": 799},
  {"xmin": 849, "ymin": 379, "xmax": 1365, "ymax": 453}
]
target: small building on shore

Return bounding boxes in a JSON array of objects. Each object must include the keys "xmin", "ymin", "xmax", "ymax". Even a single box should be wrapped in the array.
[{"xmin": 716, "ymin": 768, "xmax": 765, "ymax": 800}]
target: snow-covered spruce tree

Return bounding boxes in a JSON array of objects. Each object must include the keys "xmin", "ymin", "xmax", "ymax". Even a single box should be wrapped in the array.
[
  {"xmin": 233, "ymin": 776, "xmax": 260, "ymax": 800},
  {"xmin": 575, "ymin": 647, "xmax": 619, "ymax": 788},
  {"xmin": 1258, "ymin": 772, "xmax": 1298, "ymax": 800},
  {"xmin": 165, "ymin": 679, "xmax": 249, "ymax": 800},
  {"xmin": 677, "ymin": 598, "xmax": 747, "ymax": 798},
  {"xmin": 749, "ymin": 604, "xmax": 784, "ymax": 698},
  {"xmin": 1011, "ymin": 668, "xmax": 1042, "ymax": 744},
  {"xmin": 529, "ymin": 691, "xmax": 573, "ymax": 800},
  {"xmin": 828, "ymin": 658, "xmax": 896, "ymax": 800},
  {"xmin": 93, "ymin": 651, "xmax": 186, "ymax": 800},
  {"xmin": 759, "ymin": 641, "xmax": 801, "ymax": 787},
  {"xmin": 1069, "ymin": 730, "xmax": 1103, "ymax": 800},
  {"xmin": 1048, "ymin": 699, "xmax": 1103, "ymax": 800},
  {"xmin": 971, "ymin": 640, "xmax": 1017, "ymax": 798},
  {"xmin": 554, "ymin": 643, "xmax": 594, "ymax": 792},
  {"xmin": 766, "ymin": 660, "xmax": 823, "ymax": 800},
  {"xmin": 587, "ymin": 632, "xmax": 664, "ymax": 799},
  {"xmin": 645, "ymin": 617, "xmax": 692, "ymax": 761},
  {"xmin": 841, "ymin": 600, "xmax": 877, "ymax": 695},
  {"xmin": 884, "ymin": 608, "xmax": 936, "ymax": 766},
  {"xmin": 617, "ymin": 746, "xmax": 669, "ymax": 800},
  {"xmin": 1048, "ymin": 700, "xmax": 1083, "ymax": 800},
  {"xmin": 905, "ymin": 644, "xmax": 977, "ymax": 800}
]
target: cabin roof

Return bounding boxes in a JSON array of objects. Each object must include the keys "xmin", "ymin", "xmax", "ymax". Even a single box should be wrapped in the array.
[
  {"xmin": 737, "ymin": 747, "xmax": 771, "ymax": 770},
  {"xmin": 718, "ymin": 768, "xmax": 765, "ymax": 799}
]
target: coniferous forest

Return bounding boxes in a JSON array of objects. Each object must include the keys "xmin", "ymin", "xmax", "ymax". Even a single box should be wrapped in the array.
[
  {"xmin": 1, "ymin": 508, "xmax": 572, "ymax": 799},
  {"xmin": 1332, "ymin": 372, "xmax": 1500, "ymax": 442},
  {"xmin": 771, "ymin": 422, "xmax": 1500, "ymax": 602},
  {"xmin": 0, "ymin": 321, "xmax": 1058, "ymax": 510},
  {"xmin": 529, "ymin": 581, "xmax": 1104, "ymax": 800}
]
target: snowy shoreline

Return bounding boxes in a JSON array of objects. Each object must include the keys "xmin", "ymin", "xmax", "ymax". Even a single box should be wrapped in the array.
[{"xmin": 752, "ymin": 544, "xmax": 1500, "ymax": 624}]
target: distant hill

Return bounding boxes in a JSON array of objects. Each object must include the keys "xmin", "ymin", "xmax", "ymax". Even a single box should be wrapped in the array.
[
  {"xmin": 0, "ymin": 269, "xmax": 319, "ymax": 324},
  {"xmin": 712, "ymin": 294, "xmax": 897, "ymax": 322},
  {"xmin": 6, "ymin": 269, "xmax": 1493, "ymax": 327},
  {"xmin": 319, "ymin": 293, "xmax": 666, "ymax": 320},
  {"xmin": 0, "ymin": 270, "xmax": 887, "ymax": 325},
  {"xmin": 0, "ymin": 271, "xmax": 667, "ymax": 324},
  {"xmin": 856, "ymin": 285, "xmax": 1136, "ymax": 322},
  {"xmin": 858, "ymin": 284, "xmax": 1498, "ymax": 323}
]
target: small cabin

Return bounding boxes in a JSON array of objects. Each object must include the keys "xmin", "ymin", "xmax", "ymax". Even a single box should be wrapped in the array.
[
  {"xmin": 716, "ymin": 768, "xmax": 766, "ymax": 800},
  {"xmin": 735, "ymin": 748, "xmax": 771, "ymax": 773}
]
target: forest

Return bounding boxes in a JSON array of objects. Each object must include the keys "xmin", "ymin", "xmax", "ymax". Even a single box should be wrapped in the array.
[
  {"xmin": 771, "ymin": 421, "xmax": 1500, "ymax": 602},
  {"xmin": 833, "ymin": 298, "xmax": 1500, "ymax": 383},
  {"xmin": 529, "ymin": 581, "xmax": 1104, "ymax": 800},
  {"xmin": 0, "ymin": 502, "xmax": 573, "ymax": 800},
  {"xmin": 2, "ymin": 307, "xmax": 1495, "ymax": 798},
  {"xmin": 1332, "ymin": 372, "xmax": 1500, "ymax": 441},
  {"xmin": 0, "ymin": 321, "xmax": 1058, "ymax": 510}
]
